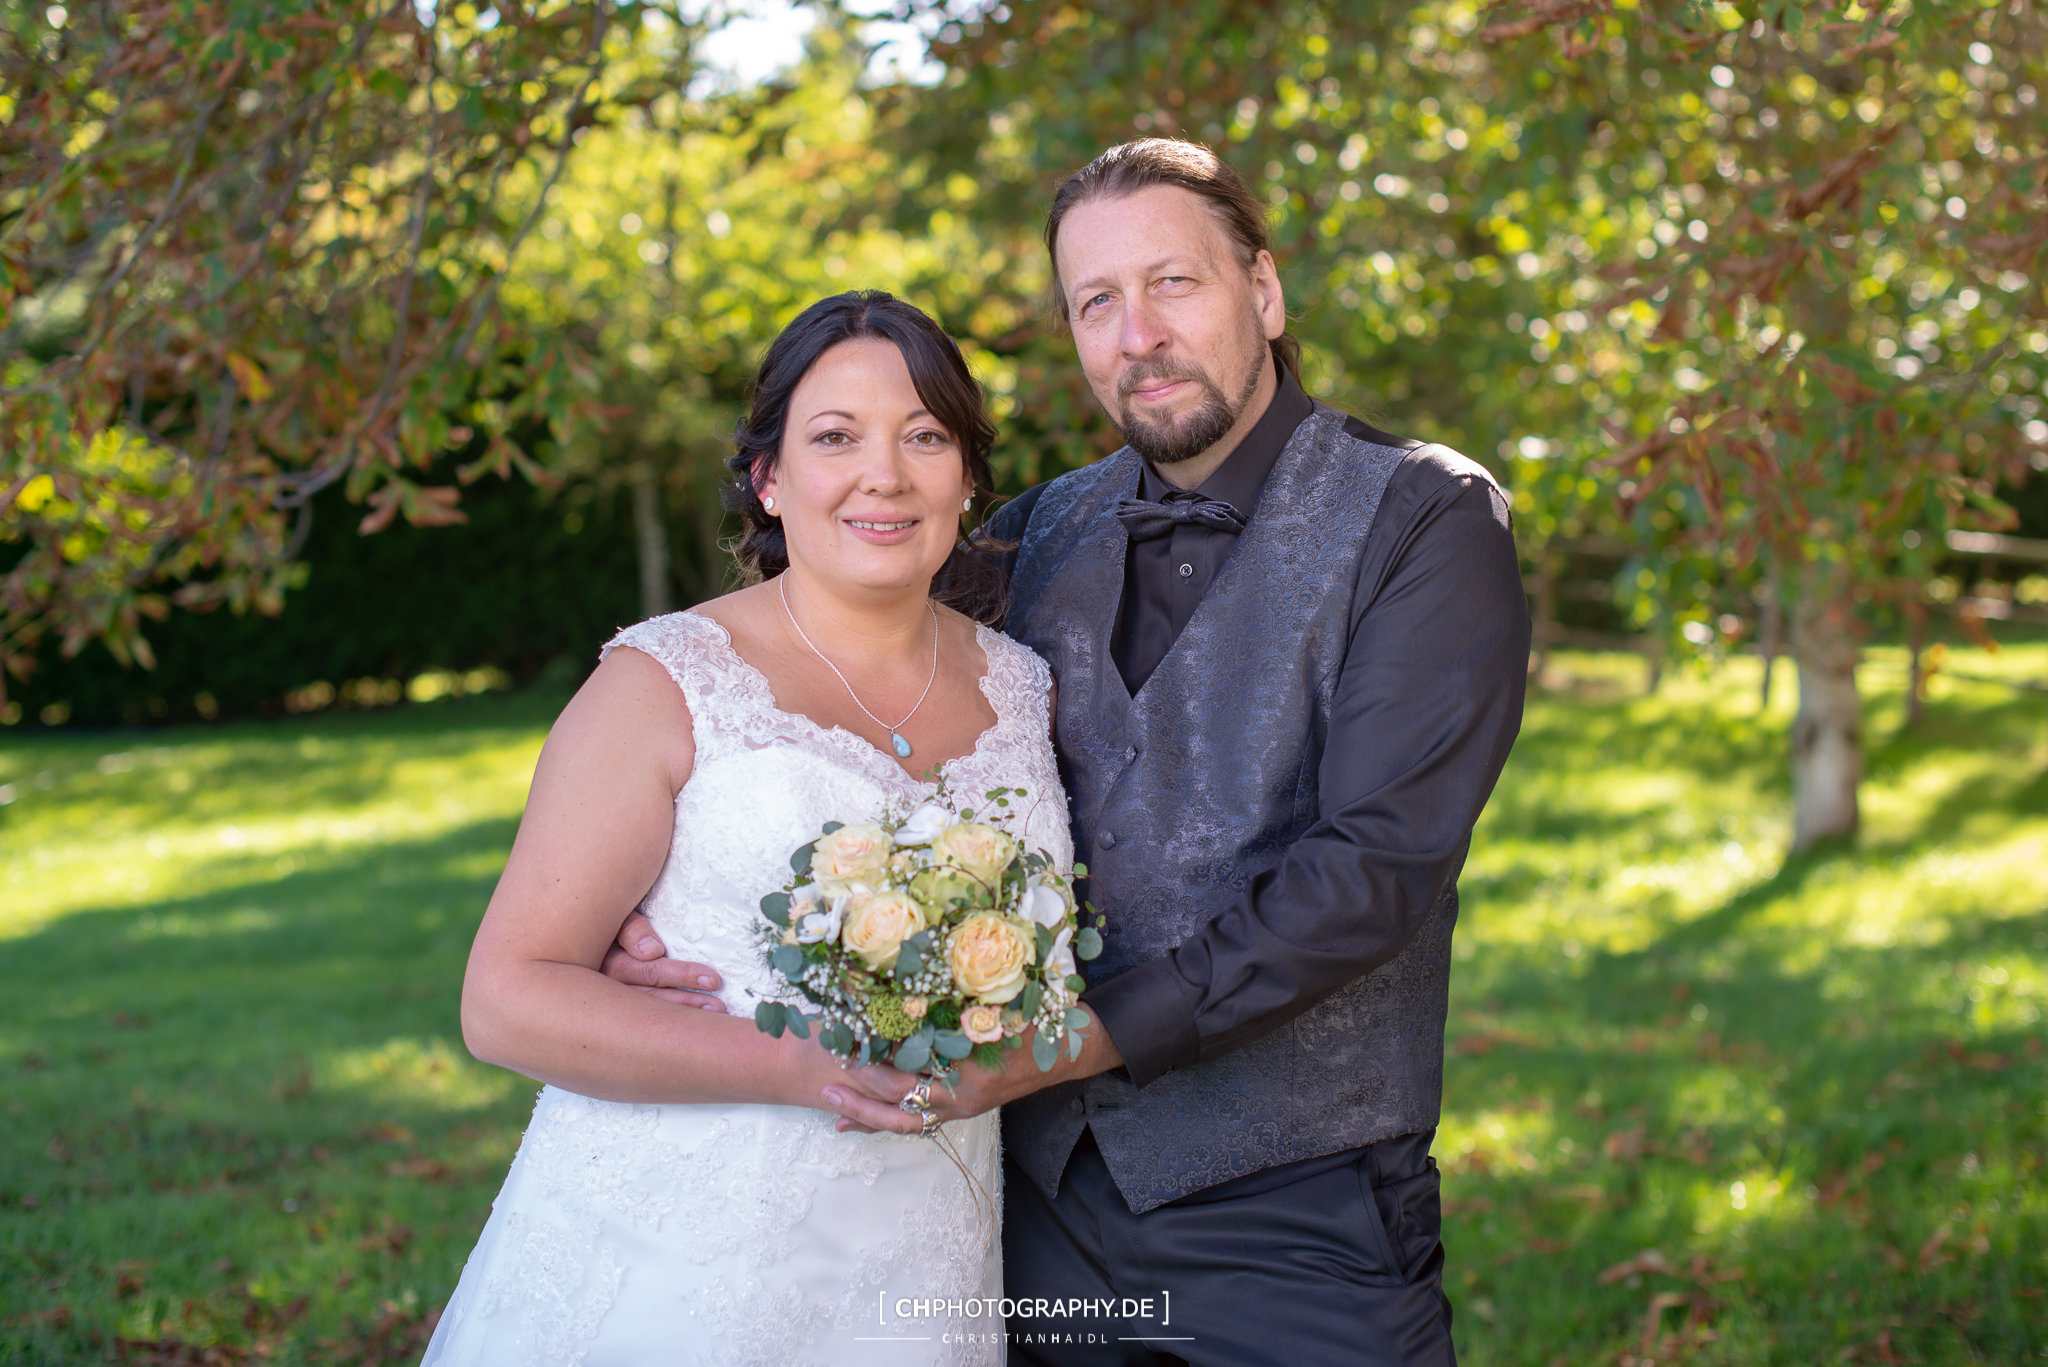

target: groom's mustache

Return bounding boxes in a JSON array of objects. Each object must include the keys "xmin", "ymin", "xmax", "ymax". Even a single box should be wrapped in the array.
[{"xmin": 1117, "ymin": 360, "xmax": 1217, "ymax": 401}]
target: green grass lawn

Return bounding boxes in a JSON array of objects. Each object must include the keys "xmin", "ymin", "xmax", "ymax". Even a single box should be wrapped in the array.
[{"xmin": 2, "ymin": 646, "xmax": 2044, "ymax": 1365}]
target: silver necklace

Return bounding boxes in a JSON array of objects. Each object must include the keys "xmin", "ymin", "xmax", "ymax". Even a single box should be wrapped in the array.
[{"xmin": 779, "ymin": 574, "xmax": 938, "ymax": 760}]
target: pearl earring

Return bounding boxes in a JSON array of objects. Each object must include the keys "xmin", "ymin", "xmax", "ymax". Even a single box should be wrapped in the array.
[
  {"xmin": 962, "ymin": 497, "xmax": 973, "ymax": 512},
  {"xmin": 761, "ymin": 496, "xmax": 775, "ymax": 512}
]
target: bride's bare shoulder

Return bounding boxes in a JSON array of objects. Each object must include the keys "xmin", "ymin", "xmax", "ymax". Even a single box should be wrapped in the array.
[{"xmin": 549, "ymin": 639, "xmax": 699, "ymax": 793}]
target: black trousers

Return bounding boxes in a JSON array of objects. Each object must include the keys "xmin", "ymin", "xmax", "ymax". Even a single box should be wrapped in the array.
[{"xmin": 1002, "ymin": 1128, "xmax": 1454, "ymax": 1367}]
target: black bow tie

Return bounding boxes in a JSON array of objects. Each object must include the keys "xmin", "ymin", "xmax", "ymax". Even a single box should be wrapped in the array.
[{"xmin": 1112, "ymin": 494, "xmax": 1248, "ymax": 542}]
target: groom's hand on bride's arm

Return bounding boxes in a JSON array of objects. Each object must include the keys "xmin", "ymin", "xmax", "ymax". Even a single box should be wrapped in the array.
[
  {"xmin": 597, "ymin": 911, "xmax": 727, "ymax": 1010},
  {"xmin": 820, "ymin": 1008, "xmax": 1125, "ymax": 1135}
]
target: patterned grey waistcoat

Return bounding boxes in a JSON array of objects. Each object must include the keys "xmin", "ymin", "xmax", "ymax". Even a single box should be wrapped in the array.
[{"xmin": 1002, "ymin": 403, "xmax": 1462, "ymax": 1213}]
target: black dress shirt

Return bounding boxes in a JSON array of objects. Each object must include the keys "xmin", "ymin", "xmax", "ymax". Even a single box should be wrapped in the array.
[
  {"xmin": 986, "ymin": 376, "xmax": 1529, "ymax": 1086},
  {"xmin": 1111, "ymin": 369, "xmax": 1314, "ymax": 692}
]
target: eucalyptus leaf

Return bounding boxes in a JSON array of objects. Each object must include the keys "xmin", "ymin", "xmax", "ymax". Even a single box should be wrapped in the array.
[
  {"xmin": 759, "ymin": 891, "xmax": 792, "ymax": 927},
  {"xmin": 1031, "ymin": 1032, "xmax": 1059, "ymax": 1072},
  {"xmin": 786, "ymin": 1011, "xmax": 810, "ymax": 1040},
  {"xmin": 1063, "ymin": 1007, "xmax": 1090, "ymax": 1031},
  {"xmin": 1034, "ymin": 923, "xmax": 1056, "ymax": 959},
  {"xmin": 1067, "ymin": 1030, "xmax": 1085, "ymax": 1060},
  {"xmin": 933, "ymin": 1030, "xmax": 974, "ymax": 1060},
  {"xmin": 822, "ymin": 821, "xmax": 844, "ymax": 834},
  {"xmin": 773, "ymin": 945, "xmax": 806, "ymax": 978},
  {"xmin": 893, "ymin": 942, "xmax": 923, "ymax": 981},
  {"xmin": 1065, "ymin": 974, "xmax": 1088, "ymax": 993},
  {"xmin": 894, "ymin": 1033, "xmax": 932, "ymax": 1073},
  {"xmin": 753, "ymin": 1001, "xmax": 786, "ymax": 1038},
  {"xmin": 790, "ymin": 841, "xmax": 817, "ymax": 877},
  {"xmin": 1075, "ymin": 926, "xmax": 1103, "ymax": 961},
  {"xmin": 1017, "ymin": 980, "xmax": 1043, "ymax": 1019}
]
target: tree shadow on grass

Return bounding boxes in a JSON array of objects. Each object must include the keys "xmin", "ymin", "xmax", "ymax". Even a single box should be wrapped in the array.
[
  {"xmin": 0, "ymin": 816, "xmax": 544, "ymax": 1364},
  {"xmin": 1443, "ymin": 857, "xmax": 2047, "ymax": 1366}
]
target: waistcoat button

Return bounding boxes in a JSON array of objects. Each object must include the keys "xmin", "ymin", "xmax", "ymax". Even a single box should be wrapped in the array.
[
  {"xmin": 1178, "ymin": 563, "xmax": 1194, "ymax": 578},
  {"xmin": 1069, "ymin": 1097, "xmax": 1084, "ymax": 1115},
  {"xmin": 1097, "ymin": 831, "xmax": 1115, "ymax": 850}
]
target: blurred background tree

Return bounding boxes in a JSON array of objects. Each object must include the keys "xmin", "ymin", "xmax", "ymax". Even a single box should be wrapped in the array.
[
  {"xmin": 890, "ymin": 0, "xmax": 2047, "ymax": 848},
  {"xmin": 5, "ymin": 0, "xmax": 2044, "ymax": 851},
  {"xmin": 0, "ymin": 0, "xmax": 693, "ymax": 702}
]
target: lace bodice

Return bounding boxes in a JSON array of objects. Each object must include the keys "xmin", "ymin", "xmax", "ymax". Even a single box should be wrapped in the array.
[{"xmin": 602, "ymin": 609, "xmax": 1075, "ymax": 1014}]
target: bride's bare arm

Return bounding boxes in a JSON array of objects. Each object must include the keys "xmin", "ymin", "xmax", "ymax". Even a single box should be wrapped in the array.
[{"xmin": 460, "ymin": 646, "xmax": 900, "ymax": 1109}]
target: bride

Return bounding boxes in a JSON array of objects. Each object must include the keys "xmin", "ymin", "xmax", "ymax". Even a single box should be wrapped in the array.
[{"xmin": 422, "ymin": 291, "xmax": 1071, "ymax": 1366}]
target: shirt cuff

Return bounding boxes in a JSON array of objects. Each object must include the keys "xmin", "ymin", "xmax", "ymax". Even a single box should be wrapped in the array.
[{"xmin": 1080, "ymin": 956, "xmax": 1203, "ymax": 1089}]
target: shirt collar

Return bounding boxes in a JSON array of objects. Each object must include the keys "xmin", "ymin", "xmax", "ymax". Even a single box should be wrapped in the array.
[{"xmin": 1135, "ymin": 364, "xmax": 1314, "ymax": 512}]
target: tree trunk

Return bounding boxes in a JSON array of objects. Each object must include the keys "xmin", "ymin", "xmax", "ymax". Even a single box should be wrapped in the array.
[
  {"xmin": 632, "ymin": 465, "xmax": 672, "ymax": 620},
  {"xmin": 1529, "ymin": 545, "xmax": 1557, "ymax": 686},
  {"xmin": 1789, "ymin": 587, "xmax": 1862, "ymax": 850},
  {"xmin": 1904, "ymin": 603, "xmax": 1927, "ymax": 729},
  {"xmin": 1756, "ymin": 569, "xmax": 1782, "ymax": 711}
]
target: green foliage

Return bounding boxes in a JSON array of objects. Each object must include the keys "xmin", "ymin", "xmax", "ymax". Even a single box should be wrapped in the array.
[
  {"xmin": 0, "ymin": 647, "xmax": 2042, "ymax": 1361},
  {"xmin": 884, "ymin": 0, "xmax": 2044, "ymax": 652},
  {"xmin": 1, "ymin": 0, "xmax": 694, "ymax": 686}
]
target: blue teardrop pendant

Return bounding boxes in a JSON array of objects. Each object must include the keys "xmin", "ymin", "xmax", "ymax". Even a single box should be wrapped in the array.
[{"xmin": 891, "ymin": 732, "xmax": 913, "ymax": 759}]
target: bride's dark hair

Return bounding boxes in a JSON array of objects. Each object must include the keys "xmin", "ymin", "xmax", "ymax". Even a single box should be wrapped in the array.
[{"xmin": 724, "ymin": 290, "xmax": 1005, "ymax": 622}]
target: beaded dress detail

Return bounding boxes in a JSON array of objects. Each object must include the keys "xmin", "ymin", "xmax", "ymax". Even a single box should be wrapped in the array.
[{"xmin": 422, "ymin": 610, "xmax": 1071, "ymax": 1367}]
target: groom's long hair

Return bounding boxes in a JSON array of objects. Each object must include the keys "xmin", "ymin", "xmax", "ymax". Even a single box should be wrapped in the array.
[
  {"xmin": 723, "ymin": 290, "xmax": 1007, "ymax": 621},
  {"xmin": 1043, "ymin": 139, "xmax": 1303, "ymax": 384}
]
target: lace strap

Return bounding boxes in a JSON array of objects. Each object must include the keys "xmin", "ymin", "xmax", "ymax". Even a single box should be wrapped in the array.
[
  {"xmin": 600, "ymin": 612, "xmax": 816, "ymax": 759},
  {"xmin": 972, "ymin": 626, "xmax": 1054, "ymax": 741}
]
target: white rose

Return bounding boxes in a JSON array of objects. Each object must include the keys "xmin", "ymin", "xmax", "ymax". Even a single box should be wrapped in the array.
[
  {"xmin": 1021, "ymin": 878, "xmax": 1070, "ymax": 928},
  {"xmin": 893, "ymin": 804, "xmax": 958, "ymax": 847}
]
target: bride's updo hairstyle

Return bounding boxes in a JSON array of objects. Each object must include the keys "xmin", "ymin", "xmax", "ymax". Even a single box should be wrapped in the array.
[{"xmin": 724, "ymin": 290, "xmax": 1003, "ymax": 619}]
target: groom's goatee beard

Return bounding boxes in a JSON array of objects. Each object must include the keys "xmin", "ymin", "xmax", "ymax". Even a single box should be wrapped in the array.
[{"xmin": 1115, "ymin": 356, "xmax": 1263, "ymax": 466}]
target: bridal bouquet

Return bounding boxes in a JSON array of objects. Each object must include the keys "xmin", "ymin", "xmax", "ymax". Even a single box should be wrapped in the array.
[{"xmin": 750, "ymin": 784, "xmax": 1102, "ymax": 1083}]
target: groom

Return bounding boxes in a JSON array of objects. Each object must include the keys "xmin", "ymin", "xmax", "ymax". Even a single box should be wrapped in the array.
[{"xmin": 608, "ymin": 140, "xmax": 1528, "ymax": 1364}]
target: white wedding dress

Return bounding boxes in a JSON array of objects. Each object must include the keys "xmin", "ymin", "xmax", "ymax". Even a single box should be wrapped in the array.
[{"xmin": 422, "ymin": 610, "xmax": 1072, "ymax": 1367}]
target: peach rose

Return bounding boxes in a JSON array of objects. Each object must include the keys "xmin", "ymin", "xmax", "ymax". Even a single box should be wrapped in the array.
[
  {"xmin": 929, "ymin": 822, "xmax": 1018, "ymax": 888},
  {"xmin": 840, "ymin": 890, "xmax": 924, "ymax": 970},
  {"xmin": 946, "ymin": 913, "xmax": 1033, "ymax": 1004},
  {"xmin": 961, "ymin": 1003, "xmax": 1005, "ymax": 1044},
  {"xmin": 812, "ymin": 824, "xmax": 891, "ymax": 896}
]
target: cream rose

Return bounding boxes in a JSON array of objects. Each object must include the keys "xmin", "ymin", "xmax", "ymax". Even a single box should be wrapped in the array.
[
  {"xmin": 812, "ymin": 824, "xmax": 891, "ymax": 895},
  {"xmin": 929, "ymin": 822, "xmax": 1018, "ymax": 887},
  {"xmin": 946, "ymin": 913, "xmax": 1033, "ymax": 1004},
  {"xmin": 840, "ymin": 890, "xmax": 925, "ymax": 970},
  {"xmin": 961, "ymin": 1003, "xmax": 1005, "ymax": 1044}
]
